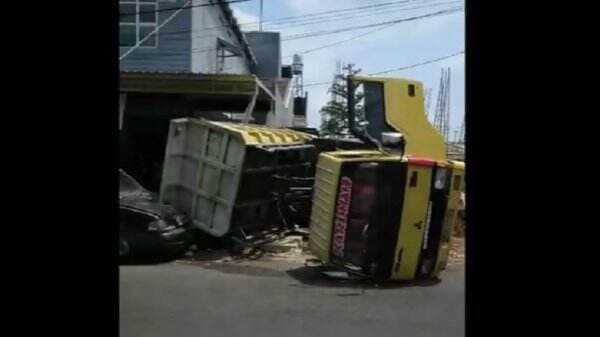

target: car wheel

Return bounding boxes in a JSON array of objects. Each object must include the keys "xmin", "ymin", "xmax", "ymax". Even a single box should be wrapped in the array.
[{"xmin": 120, "ymin": 239, "xmax": 130, "ymax": 257}]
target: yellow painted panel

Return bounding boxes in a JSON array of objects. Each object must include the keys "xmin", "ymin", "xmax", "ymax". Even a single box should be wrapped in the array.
[
  {"xmin": 433, "ymin": 160, "xmax": 466, "ymax": 275},
  {"xmin": 352, "ymin": 76, "xmax": 446, "ymax": 161},
  {"xmin": 391, "ymin": 165, "xmax": 433, "ymax": 280},
  {"xmin": 318, "ymin": 150, "xmax": 403, "ymax": 163},
  {"xmin": 308, "ymin": 151, "xmax": 407, "ymax": 263},
  {"xmin": 207, "ymin": 121, "xmax": 314, "ymax": 145},
  {"xmin": 308, "ymin": 154, "xmax": 342, "ymax": 263}
]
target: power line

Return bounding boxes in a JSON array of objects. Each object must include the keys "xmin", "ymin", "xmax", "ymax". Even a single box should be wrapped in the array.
[
  {"xmin": 257, "ymin": 0, "xmax": 419, "ymax": 25},
  {"xmin": 151, "ymin": 6, "xmax": 463, "ymax": 57},
  {"xmin": 284, "ymin": 7, "xmax": 463, "ymax": 41},
  {"xmin": 270, "ymin": 0, "xmax": 462, "ymax": 30},
  {"xmin": 260, "ymin": 0, "xmax": 439, "ymax": 27},
  {"xmin": 285, "ymin": 24, "xmax": 398, "ymax": 58},
  {"xmin": 282, "ymin": 1, "xmax": 462, "ymax": 59},
  {"xmin": 119, "ymin": 0, "xmax": 252, "ymax": 17},
  {"xmin": 120, "ymin": 2, "xmax": 463, "ymax": 60},
  {"xmin": 369, "ymin": 51, "xmax": 464, "ymax": 75},
  {"xmin": 157, "ymin": 0, "xmax": 450, "ymax": 38},
  {"xmin": 302, "ymin": 51, "xmax": 464, "ymax": 87}
]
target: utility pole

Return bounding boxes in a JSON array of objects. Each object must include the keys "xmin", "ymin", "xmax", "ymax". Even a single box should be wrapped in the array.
[{"xmin": 343, "ymin": 63, "xmax": 361, "ymax": 77}]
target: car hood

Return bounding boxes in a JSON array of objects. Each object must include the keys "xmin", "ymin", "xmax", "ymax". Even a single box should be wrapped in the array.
[{"xmin": 119, "ymin": 193, "xmax": 179, "ymax": 218}]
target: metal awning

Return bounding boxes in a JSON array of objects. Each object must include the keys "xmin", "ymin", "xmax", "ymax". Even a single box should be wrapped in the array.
[{"xmin": 119, "ymin": 71, "xmax": 274, "ymax": 102}]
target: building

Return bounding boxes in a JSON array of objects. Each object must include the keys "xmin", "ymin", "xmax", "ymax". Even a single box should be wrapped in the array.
[
  {"xmin": 119, "ymin": 0, "xmax": 306, "ymax": 190},
  {"xmin": 119, "ymin": 0, "xmax": 256, "ymax": 74}
]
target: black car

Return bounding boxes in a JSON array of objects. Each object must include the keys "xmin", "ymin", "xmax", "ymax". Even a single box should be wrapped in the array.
[{"xmin": 119, "ymin": 169, "xmax": 192, "ymax": 258}]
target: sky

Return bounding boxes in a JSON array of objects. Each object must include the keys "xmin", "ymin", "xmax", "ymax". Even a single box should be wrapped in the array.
[{"xmin": 230, "ymin": 0, "xmax": 465, "ymax": 138}]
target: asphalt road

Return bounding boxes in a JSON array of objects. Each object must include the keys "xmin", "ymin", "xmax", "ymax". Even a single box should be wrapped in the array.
[{"xmin": 120, "ymin": 258, "xmax": 464, "ymax": 337}]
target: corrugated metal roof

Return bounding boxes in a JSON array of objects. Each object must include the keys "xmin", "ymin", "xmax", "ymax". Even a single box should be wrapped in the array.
[
  {"xmin": 119, "ymin": 70, "xmax": 275, "ymax": 100},
  {"xmin": 120, "ymin": 70, "xmax": 192, "ymax": 75},
  {"xmin": 120, "ymin": 70, "xmax": 253, "ymax": 79}
]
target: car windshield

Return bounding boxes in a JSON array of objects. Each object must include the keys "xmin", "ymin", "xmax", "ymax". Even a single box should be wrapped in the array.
[{"xmin": 120, "ymin": 170, "xmax": 145, "ymax": 194}]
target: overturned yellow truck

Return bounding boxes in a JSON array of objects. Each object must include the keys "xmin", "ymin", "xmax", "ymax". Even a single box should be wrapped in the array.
[
  {"xmin": 307, "ymin": 76, "xmax": 465, "ymax": 281},
  {"xmin": 159, "ymin": 75, "xmax": 464, "ymax": 282},
  {"xmin": 309, "ymin": 152, "xmax": 464, "ymax": 280}
]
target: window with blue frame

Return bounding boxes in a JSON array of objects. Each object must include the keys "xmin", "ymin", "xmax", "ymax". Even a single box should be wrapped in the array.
[{"xmin": 119, "ymin": 0, "xmax": 158, "ymax": 48}]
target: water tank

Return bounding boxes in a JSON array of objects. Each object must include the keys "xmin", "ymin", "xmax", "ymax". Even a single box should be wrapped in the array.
[{"xmin": 292, "ymin": 54, "xmax": 303, "ymax": 75}]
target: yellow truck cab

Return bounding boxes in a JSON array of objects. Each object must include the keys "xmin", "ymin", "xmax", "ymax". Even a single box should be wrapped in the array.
[
  {"xmin": 308, "ymin": 76, "xmax": 465, "ymax": 281},
  {"xmin": 309, "ymin": 152, "xmax": 460, "ymax": 280}
]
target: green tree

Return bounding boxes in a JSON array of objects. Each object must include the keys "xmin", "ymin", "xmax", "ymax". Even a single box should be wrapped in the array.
[{"xmin": 319, "ymin": 74, "xmax": 364, "ymax": 137}]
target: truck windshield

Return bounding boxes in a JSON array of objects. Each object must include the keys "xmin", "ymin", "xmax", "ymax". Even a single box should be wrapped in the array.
[
  {"xmin": 354, "ymin": 81, "xmax": 390, "ymax": 140},
  {"xmin": 353, "ymin": 81, "xmax": 387, "ymax": 139}
]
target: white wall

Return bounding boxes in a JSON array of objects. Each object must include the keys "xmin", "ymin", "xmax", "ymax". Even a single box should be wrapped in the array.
[
  {"xmin": 293, "ymin": 116, "xmax": 307, "ymax": 128},
  {"xmin": 190, "ymin": 0, "xmax": 251, "ymax": 74},
  {"xmin": 266, "ymin": 79, "xmax": 295, "ymax": 127}
]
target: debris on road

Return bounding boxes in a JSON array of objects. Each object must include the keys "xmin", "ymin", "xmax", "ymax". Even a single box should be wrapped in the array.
[
  {"xmin": 448, "ymin": 237, "xmax": 465, "ymax": 266},
  {"xmin": 260, "ymin": 235, "xmax": 303, "ymax": 254},
  {"xmin": 177, "ymin": 232, "xmax": 314, "ymax": 270},
  {"xmin": 176, "ymin": 231, "xmax": 465, "ymax": 283}
]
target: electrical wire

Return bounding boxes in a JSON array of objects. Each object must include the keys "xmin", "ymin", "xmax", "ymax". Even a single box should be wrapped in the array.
[
  {"xmin": 156, "ymin": 0, "xmax": 453, "ymax": 37},
  {"xmin": 281, "ymin": 2, "xmax": 459, "ymax": 60},
  {"xmin": 369, "ymin": 51, "xmax": 464, "ymax": 75},
  {"xmin": 269, "ymin": 0, "xmax": 462, "ymax": 30},
  {"xmin": 258, "ymin": 0, "xmax": 439, "ymax": 27},
  {"xmin": 302, "ymin": 51, "xmax": 464, "ymax": 87},
  {"xmin": 254, "ymin": 0, "xmax": 421, "ymax": 25},
  {"xmin": 137, "ymin": 6, "xmax": 462, "ymax": 58},
  {"xmin": 284, "ymin": 25, "xmax": 399, "ymax": 59},
  {"xmin": 284, "ymin": 7, "xmax": 463, "ymax": 41}
]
